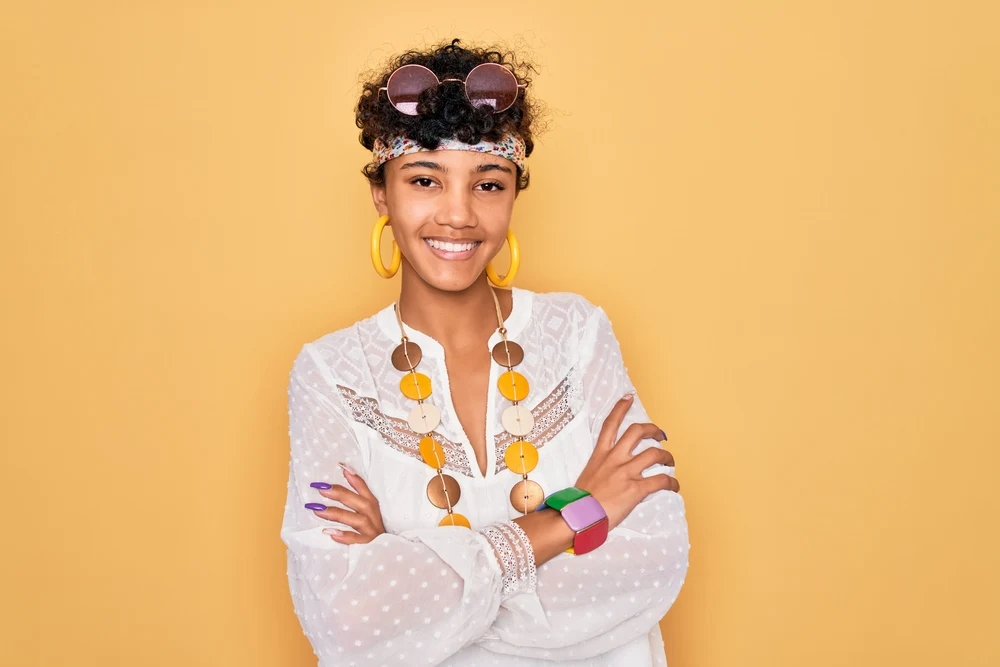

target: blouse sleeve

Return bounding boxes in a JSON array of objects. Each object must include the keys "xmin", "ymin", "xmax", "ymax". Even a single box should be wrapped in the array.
[
  {"xmin": 280, "ymin": 345, "xmax": 537, "ymax": 666},
  {"xmin": 475, "ymin": 305, "xmax": 691, "ymax": 661}
]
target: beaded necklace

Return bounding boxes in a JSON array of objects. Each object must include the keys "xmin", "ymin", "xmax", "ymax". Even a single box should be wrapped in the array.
[{"xmin": 392, "ymin": 287, "xmax": 544, "ymax": 527}]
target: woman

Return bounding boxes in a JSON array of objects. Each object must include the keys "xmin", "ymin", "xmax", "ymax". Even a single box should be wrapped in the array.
[{"xmin": 281, "ymin": 39, "xmax": 689, "ymax": 666}]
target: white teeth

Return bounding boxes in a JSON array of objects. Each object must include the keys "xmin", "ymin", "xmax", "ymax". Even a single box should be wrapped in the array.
[{"xmin": 425, "ymin": 239, "xmax": 480, "ymax": 253}]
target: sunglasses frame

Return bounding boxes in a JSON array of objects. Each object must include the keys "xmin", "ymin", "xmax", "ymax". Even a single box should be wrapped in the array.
[{"xmin": 379, "ymin": 63, "xmax": 525, "ymax": 115}]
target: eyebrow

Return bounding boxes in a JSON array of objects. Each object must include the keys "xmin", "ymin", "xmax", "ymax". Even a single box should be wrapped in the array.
[
  {"xmin": 476, "ymin": 163, "xmax": 513, "ymax": 174},
  {"xmin": 398, "ymin": 160, "xmax": 443, "ymax": 172},
  {"xmin": 398, "ymin": 160, "xmax": 513, "ymax": 175}
]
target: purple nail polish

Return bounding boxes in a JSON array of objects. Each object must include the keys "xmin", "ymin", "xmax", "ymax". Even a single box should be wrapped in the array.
[
  {"xmin": 310, "ymin": 482, "xmax": 333, "ymax": 490},
  {"xmin": 660, "ymin": 430, "xmax": 668, "ymax": 442},
  {"xmin": 304, "ymin": 503, "xmax": 326, "ymax": 511}
]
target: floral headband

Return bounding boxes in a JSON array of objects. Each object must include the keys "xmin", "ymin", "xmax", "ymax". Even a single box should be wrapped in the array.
[{"xmin": 372, "ymin": 133, "xmax": 527, "ymax": 170}]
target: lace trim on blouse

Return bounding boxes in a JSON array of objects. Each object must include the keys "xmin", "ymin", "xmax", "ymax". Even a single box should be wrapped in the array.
[
  {"xmin": 493, "ymin": 370, "xmax": 582, "ymax": 474},
  {"xmin": 335, "ymin": 385, "xmax": 473, "ymax": 477},
  {"xmin": 479, "ymin": 521, "xmax": 537, "ymax": 599},
  {"xmin": 335, "ymin": 368, "xmax": 581, "ymax": 478}
]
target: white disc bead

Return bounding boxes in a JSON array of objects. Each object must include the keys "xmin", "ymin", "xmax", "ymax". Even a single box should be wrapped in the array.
[
  {"xmin": 501, "ymin": 404, "xmax": 534, "ymax": 437},
  {"xmin": 407, "ymin": 403, "xmax": 441, "ymax": 434}
]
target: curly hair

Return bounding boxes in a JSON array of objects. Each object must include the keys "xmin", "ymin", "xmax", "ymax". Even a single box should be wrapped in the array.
[{"xmin": 355, "ymin": 39, "xmax": 541, "ymax": 192}]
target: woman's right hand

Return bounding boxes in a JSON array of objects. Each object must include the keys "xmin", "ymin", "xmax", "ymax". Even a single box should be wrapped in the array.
[{"xmin": 574, "ymin": 394, "xmax": 680, "ymax": 531}]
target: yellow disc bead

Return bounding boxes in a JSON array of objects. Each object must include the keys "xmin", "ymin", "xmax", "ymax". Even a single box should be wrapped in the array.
[
  {"xmin": 419, "ymin": 436, "xmax": 446, "ymax": 469},
  {"xmin": 504, "ymin": 440, "xmax": 539, "ymax": 474},
  {"xmin": 399, "ymin": 372, "xmax": 432, "ymax": 400},
  {"xmin": 439, "ymin": 513, "xmax": 471, "ymax": 528},
  {"xmin": 497, "ymin": 371, "xmax": 529, "ymax": 402}
]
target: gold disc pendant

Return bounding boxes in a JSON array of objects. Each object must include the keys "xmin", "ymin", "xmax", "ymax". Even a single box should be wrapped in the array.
[
  {"xmin": 426, "ymin": 473, "xmax": 462, "ymax": 509},
  {"xmin": 504, "ymin": 440, "xmax": 539, "ymax": 474},
  {"xmin": 509, "ymin": 479, "xmax": 544, "ymax": 513},
  {"xmin": 400, "ymin": 372, "xmax": 432, "ymax": 400},
  {"xmin": 497, "ymin": 371, "xmax": 529, "ymax": 402},
  {"xmin": 439, "ymin": 513, "xmax": 471, "ymax": 528},
  {"xmin": 419, "ymin": 436, "xmax": 446, "ymax": 469}
]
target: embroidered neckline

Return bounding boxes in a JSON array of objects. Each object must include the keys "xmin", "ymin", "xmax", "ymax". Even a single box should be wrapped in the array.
[{"xmin": 335, "ymin": 370, "xmax": 581, "ymax": 478}]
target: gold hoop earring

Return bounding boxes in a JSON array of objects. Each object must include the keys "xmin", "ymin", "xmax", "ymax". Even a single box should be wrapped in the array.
[
  {"xmin": 371, "ymin": 214, "xmax": 401, "ymax": 279},
  {"xmin": 486, "ymin": 229, "xmax": 520, "ymax": 288}
]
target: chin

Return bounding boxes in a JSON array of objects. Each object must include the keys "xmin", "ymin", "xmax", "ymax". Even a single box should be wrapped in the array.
[{"xmin": 415, "ymin": 266, "xmax": 485, "ymax": 293}]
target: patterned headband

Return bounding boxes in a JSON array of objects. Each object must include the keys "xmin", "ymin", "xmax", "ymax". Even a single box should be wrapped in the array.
[{"xmin": 372, "ymin": 133, "xmax": 526, "ymax": 170}]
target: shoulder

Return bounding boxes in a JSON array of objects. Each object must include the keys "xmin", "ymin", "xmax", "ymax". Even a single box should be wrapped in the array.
[
  {"xmin": 522, "ymin": 288, "xmax": 612, "ymax": 333},
  {"xmin": 289, "ymin": 306, "xmax": 389, "ymax": 383}
]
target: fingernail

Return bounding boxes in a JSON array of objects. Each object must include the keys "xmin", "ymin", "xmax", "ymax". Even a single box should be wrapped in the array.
[
  {"xmin": 660, "ymin": 430, "xmax": 668, "ymax": 442},
  {"xmin": 304, "ymin": 503, "xmax": 326, "ymax": 511},
  {"xmin": 338, "ymin": 462, "xmax": 358, "ymax": 476},
  {"xmin": 310, "ymin": 482, "xmax": 333, "ymax": 490},
  {"xmin": 623, "ymin": 393, "xmax": 635, "ymax": 401},
  {"xmin": 322, "ymin": 528, "xmax": 343, "ymax": 536}
]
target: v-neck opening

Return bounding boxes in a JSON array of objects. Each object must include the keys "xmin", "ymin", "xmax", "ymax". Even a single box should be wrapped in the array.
[{"xmin": 376, "ymin": 287, "xmax": 533, "ymax": 480}]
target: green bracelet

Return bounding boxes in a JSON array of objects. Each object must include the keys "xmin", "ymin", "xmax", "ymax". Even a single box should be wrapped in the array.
[{"xmin": 539, "ymin": 486, "xmax": 591, "ymax": 511}]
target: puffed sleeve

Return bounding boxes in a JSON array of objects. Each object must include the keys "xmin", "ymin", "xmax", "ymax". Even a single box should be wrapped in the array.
[
  {"xmin": 280, "ymin": 345, "xmax": 536, "ymax": 666},
  {"xmin": 476, "ymin": 304, "xmax": 690, "ymax": 661}
]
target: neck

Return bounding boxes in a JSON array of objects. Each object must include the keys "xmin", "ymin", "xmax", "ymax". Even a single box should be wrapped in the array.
[{"xmin": 397, "ymin": 263, "xmax": 512, "ymax": 351}]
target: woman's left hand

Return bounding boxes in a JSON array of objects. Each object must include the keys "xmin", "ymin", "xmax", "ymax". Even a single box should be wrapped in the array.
[{"xmin": 305, "ymin": 463, "xmax": 386, "ymax": 545}]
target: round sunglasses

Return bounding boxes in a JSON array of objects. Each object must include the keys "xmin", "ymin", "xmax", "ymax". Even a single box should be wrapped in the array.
[{"xmin": 379, "ymin": 63, "xmax": 524, "ymax": 115}]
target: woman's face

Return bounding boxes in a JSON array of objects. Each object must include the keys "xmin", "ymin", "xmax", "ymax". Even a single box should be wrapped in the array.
[{"xmin": 371, "ymin": 149, "xmax": 518, "ymax": 292}]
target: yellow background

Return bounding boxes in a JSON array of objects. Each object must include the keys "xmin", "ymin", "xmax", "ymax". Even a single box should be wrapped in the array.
[{"xmin": 2, "ymin": 1, "xmax": 998, "ymax": 665}]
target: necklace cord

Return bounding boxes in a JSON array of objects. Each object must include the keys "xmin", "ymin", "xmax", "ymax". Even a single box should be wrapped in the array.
[{"xmin": 395, "ymin": 287, "xmax": 508, "ymax": 338}]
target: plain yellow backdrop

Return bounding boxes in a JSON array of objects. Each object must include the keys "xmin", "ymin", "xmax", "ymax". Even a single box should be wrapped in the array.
[{"xmin": 2, "ymin": 1, "xmax": 998, "ymax": 665}]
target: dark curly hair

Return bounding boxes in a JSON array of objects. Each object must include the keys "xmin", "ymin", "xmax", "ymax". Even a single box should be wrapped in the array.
[{"xmin": 355, "ymin": 39, "xmax": 541, "ymax": 192}]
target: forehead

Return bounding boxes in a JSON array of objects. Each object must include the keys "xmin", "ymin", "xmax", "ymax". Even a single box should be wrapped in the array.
[{"xmin": 392, "ymin": 149, "xmax": 517, "ymax": 173}]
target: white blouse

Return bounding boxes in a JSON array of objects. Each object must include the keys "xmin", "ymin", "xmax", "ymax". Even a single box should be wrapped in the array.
[{"xmin": 280, "ymin": 287, "xmax": 690, "ymax": 666}]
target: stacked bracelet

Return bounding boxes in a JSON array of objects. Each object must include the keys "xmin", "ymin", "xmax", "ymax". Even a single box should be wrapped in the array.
[{"xmin": 536, "ymin": 487, "xmax": 609, "ymax": 555}]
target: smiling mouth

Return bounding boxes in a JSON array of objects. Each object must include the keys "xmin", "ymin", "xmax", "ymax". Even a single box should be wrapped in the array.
[{"xmin": 424, "ymin": 238, "xmax": 482, "ymax": 259}]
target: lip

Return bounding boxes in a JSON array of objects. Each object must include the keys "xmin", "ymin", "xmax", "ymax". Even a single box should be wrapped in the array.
[
  {"xmin": 423, "ymin": 237, "xmax": 481, "ymax": 243},
  {"xmin": 423, "ymin": 238, "xmax": 481, "ymax": 261}
]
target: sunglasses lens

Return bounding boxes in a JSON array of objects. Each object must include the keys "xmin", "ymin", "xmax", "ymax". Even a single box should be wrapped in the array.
[
  {"xmin": 386, "ymin": 65, "xmax": 439, "ymax": 115},
  {"xmin": 465, "ymin": 63, "xmax": 519, "ymax": 113}
]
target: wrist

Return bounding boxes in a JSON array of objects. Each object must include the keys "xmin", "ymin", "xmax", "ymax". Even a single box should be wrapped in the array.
[
  {"xmin": 539, "ymin": 507, "xmax": 576, "ymax": 552},
  {"xmin": 511, "ymin": 507, "xmax": 575, "ymax": 566}
]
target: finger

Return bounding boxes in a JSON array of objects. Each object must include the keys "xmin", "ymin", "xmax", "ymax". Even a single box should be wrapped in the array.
[
  {"xmin": 309, "ymin": 505, "xmax": 374, "ymax": 534},
  {"xmin": 660, "ymin": 447, "xmax": 675, "ymax": 467},
  {"xmin": 638, "ymin": 473, "xmax": 676, "ymax": 497},
  {"xmin": 340, "ymin": 466, "xmax": 378, "ymax": 502},
  {"xmin": 324, "ymin": 528, "xmax": 373, "ymax": 545},
  {"xmin": 628, "ymin": 446, "xmax": 675, "ymax": 472},
  {"xmin": 315, "ymin": 484, "xmax": 371, "ymax": 513},
  {"xmin": 612, "ymin": 422, "xmax": 664, "ymax": 456},
  {"xmin": 597, "ymin": 395, "xmax": 635, "ymax": 450}
]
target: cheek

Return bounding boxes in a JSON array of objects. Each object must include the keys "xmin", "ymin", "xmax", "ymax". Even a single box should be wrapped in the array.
[
  {"xmin": 387, "ymin": 218, "xmax": 423, "ymax": 249},
  {"xmin": 484, "ymin": 202, "xmax": 515, "ymax": 239},
  {"xmin": 384, "ymin": 199, "xmax": 428, "ymax": 240}
]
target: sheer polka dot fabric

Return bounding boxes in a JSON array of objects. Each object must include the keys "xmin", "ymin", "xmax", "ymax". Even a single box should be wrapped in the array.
[{"xmin": 281, "ymin": 289, "xmax": 689, "ymax": 665}]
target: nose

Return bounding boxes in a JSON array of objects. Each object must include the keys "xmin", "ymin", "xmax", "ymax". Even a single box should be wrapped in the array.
[{"xmin": 435, "ymin": 186, "xmax": 477, "ymax": 230}]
